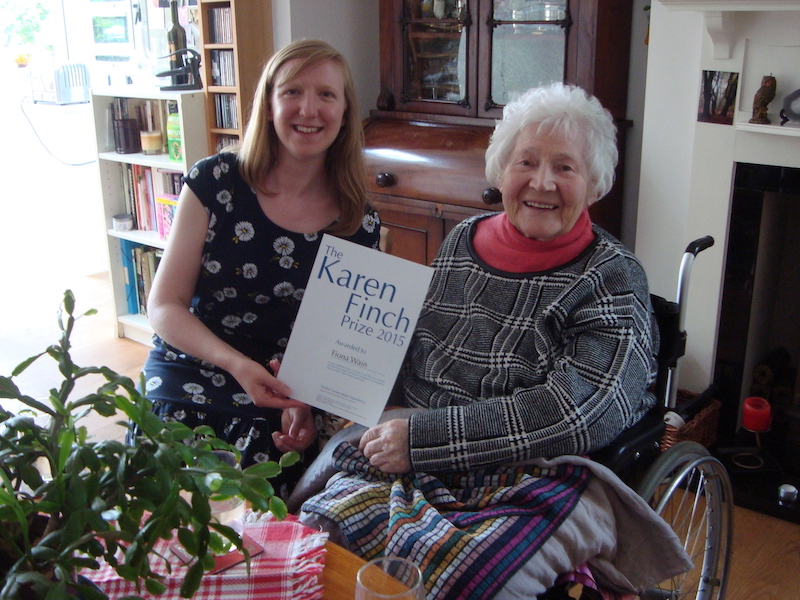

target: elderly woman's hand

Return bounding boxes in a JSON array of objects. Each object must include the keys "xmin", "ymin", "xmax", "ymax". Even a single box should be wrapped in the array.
[{"xmin": 359, "ymin": 418, "xmax": 411, "ymax": 473}]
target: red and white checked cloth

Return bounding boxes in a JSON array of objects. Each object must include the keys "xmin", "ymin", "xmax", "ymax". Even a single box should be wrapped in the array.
[{"xmin": 89, "ymin": 512, "xmax": 329, "ymax": 600}]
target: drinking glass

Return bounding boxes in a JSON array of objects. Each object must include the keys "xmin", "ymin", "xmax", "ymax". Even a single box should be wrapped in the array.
[
  {"xmin": 355, "ymin": 556, "xmax": 425, "ymax": 600},
  {"xmin": 209, "ymin": 450, "xmax": 245, "ymax": 545}
]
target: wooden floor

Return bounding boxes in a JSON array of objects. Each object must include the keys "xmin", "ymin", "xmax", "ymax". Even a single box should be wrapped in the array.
[{"xmin": 1, "ymin": 273, "xmax": 799, "ymax": 598}]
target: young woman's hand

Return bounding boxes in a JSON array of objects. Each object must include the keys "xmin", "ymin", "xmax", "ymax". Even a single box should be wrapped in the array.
[
  {"xmin": 359, "ymin": 418, "xmax": 411, "ymax": 473},
  {"xmin": 230, "ymin": 356, "xmax": 305, "ymax": 410}
]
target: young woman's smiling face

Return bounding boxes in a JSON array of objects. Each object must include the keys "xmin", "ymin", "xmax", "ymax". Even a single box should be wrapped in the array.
[
  {"xmin": 269, "ymin": 58, "xmax": 347, "ymax": 164},
  {"xmin": 499, "ymin": 123, "xmax": 596, "ymax": 240}
]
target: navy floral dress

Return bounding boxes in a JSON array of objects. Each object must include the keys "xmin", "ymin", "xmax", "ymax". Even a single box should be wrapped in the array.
[{"xmin": 142, "ymin": 153, "xmax": 381, "ymax": 497}]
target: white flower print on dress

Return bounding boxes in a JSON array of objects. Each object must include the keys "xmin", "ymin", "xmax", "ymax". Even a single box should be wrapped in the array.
[
  {"xmin": 362, "ymin": 212, "xmax": 379, "ymax": 233},
  {"xmin": 232, "ymin": 393, "xmax": 252, "ymax": 405},
  {"xmin": 213, "ymin": 290, "xmax": 225, "ymax": 302},
  {"xmin": 222, "ymin": 314, "xmax": 242, "ymax": 328},
  {"xmin": 217, "ymin": 189, "xmax": 232, "ymax": 207},
  {"xmin": 145, "ymin": 376, "xmax": 163, "ymax": 391},
  {"xmin": 240, "ymin": 263, "xmax": 258, "ymax": 279},
  {"xmin": 200, "ymin": 369, "xmax": 215, "ymax": 378},
  {"xmin": 242, "ymin": 312, "xmax": 257, "ymax": 324},
  {"xmin": 254, "ymin": 294, "xmax": 270, "ymax": 305},
  {"xmin": 205, "ymin": 260, "xmax": 221, "ymax": 274},
  {"xmin": 190, "ymin": 393, "xmax": 208, "ymax": 404},
  {"xmin": 292, "ymin": 288, "xmax": 304, "ymax": 301},
  {"xmin": 183, "ymin": 382, "xmax": 204, "ymax": 395},
  {"xmin": 273, "ymin": 236, "xmax": 295, "ymax": 256},
  {"xmin": 234, "ymin": 221, "xmax": 255, "ymax": 242},
  {"xmin": 174, "ymin": 409, "xmax": 186, "ymax": 421},
  {"xmin": 304, "ymin": 233, "xmax": 319, "ymax": 242},
  {"xmin": 211, "ymin": 373, "xmax": 226, "ymax": 387},
  {"xmin": 253, "ymin": 452, "xmax": 269, "ymax": 464},
  {"xmin": 279, "ymin": 255, "xmax": 295, "ymax": 269},
  {"xmin": 189, "ymin": 166, "xmax": 200, "ymax": 179},
  {"xmin": 223, "ymin": 287, "xmax": 237, "ymax": 298},
  {"xmin": 165, "ymin": 350, "xmax": 178, "ymax": 361},
  {"xmin": 235, "ymin": 437, "xmax": 250, "ymax": 451},
  {"xmin": 274, "ymin": 282, "xmax": 295, "ymax": 298}
]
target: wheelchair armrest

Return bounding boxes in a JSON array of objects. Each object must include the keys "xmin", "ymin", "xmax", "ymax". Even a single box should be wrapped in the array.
[{"xmin": 589, "ymin": 408, "xmax": 666, "ymax": 479}]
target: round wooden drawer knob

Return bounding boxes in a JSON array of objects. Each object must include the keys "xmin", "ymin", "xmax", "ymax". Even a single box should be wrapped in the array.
[{"xmin": 375, "ymin": 172, "xmax": 396, "ymax": 188}]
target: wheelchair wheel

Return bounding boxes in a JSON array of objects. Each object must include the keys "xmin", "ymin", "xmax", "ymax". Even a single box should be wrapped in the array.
[{"xmin": 635, "ymin": 441, "xmax": 733, "ymax": 600}]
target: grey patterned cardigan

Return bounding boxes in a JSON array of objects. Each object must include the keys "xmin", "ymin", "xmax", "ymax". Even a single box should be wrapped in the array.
[{"xmin": 402, "ymin": 214, "xmax": 658, "ymax": 473}]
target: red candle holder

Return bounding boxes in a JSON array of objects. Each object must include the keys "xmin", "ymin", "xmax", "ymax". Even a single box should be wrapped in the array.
[{"xmin": 742, "ymin": 396, "xmax": 772, "ymax": 433}]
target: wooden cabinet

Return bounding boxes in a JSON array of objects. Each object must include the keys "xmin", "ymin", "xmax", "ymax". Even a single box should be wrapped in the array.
[
  {"xmin": 368, "ymin": 0, "xmax": 633, "ymax": 263},
  {"xmin": 363, "ymin": 117, "xmax": 494, "ymax": 265},
  {"xmin": 196, "ymin": 0, "xmax": 273, "ymax": 153}
]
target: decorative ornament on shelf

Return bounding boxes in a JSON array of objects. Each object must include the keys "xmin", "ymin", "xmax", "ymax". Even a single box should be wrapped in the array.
[
  {"xmin": 779, "ymin": 87, "xmax": 800, "ymax": 126},
  {"xmin": 749, "ymin": 74, "xmax": 777, "ymax": 124}
]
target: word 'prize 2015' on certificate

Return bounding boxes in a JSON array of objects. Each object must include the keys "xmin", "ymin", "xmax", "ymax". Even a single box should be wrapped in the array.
[{"xmin": 279, "ymin": 235, "xmax": 433, "ymax": 427}]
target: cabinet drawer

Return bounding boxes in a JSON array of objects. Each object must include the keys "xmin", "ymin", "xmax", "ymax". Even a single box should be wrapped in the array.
[{"xmin": 363, "ymin": 118, "xmax": 494, "ymax": 212}]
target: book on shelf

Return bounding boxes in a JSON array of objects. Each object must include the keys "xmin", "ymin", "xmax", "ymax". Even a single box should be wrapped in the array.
[
  {"xmin": 214, "ymin": 134, "xmax": 239, "ymax": 153},
  {"xmin": 119, "ymin": 165, "xmax": 182, "ymax": 235},
  {"xmin": 130, "ymin": 244, "xmax": 164, "ymax": 316},
  {"xmin": 210, "ymin": 49, "xmax": 235, "ymax": 86},
  {"xmin": 155, "ymin": 193, "xmax": 179, "ymax": 240},
  {"xmin": 208, "ymin": 7, "xmax": 232, "ymax": 44},
  {"xmin": 213, "ymin": 93, "xmax": 238, "ymax": 129}
]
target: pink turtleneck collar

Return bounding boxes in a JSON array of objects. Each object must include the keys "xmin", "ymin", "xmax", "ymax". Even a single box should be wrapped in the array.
[{"xmin": 472, "ymin": 209, "xmax": 595, "ymax": 273}]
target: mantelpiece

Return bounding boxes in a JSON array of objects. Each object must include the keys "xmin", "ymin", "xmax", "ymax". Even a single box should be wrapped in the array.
[{"xmin": 659, "ymin": 0, "xmax": 800, "ymax": 59}]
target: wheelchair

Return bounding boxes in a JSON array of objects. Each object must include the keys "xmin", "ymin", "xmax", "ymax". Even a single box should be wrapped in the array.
[
  {"xmin": 591, "ymin": 236, "xmax": 733, "ymax": 600},
  {"xmin": 289, "ymin": 236, "xmax": 733, "ymax": 600}
]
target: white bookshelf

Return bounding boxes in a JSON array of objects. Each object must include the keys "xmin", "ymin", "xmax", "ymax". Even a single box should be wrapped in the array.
[{"xmin": 91, "ymin": 87, "xmax": 207, "ymax": 344}]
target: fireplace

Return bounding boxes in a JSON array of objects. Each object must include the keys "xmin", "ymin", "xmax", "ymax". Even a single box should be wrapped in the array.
[
  {"xmin": 714, "ymin": 163, "xmax": 800, "ymax": 455},
  {"xmin": 712, "ymin": 163, "xmax": 800, "ymax": 521},
  {"xmin": 635, "ymin": 2, "xmax": 800, "ymax": 521}
]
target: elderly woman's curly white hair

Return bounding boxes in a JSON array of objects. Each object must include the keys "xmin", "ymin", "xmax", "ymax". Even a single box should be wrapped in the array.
[{"xmin": 484, "ymin": 82, "xmax": 618, "ymax": 203}]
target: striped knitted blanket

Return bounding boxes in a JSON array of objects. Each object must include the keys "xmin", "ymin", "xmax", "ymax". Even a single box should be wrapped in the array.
[{"xmin": 301, "ymin": 443, "xmax": 589, "ymax": 600}]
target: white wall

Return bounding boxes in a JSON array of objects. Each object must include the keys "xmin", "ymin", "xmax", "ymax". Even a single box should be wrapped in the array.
[{"xmin": 272, "ymin": 0, "xmax": 380, "ymax": 120}]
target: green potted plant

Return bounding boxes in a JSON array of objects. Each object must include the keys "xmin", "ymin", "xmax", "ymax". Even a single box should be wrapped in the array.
[{"xmin": 0, "ymin": 291, "xmax": 299, "ymax": 600}]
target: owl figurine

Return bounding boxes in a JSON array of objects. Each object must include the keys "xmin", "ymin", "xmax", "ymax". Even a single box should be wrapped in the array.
[{"xmin": 749, "ymin": 75, "xmax": 777, "ymax": 124}]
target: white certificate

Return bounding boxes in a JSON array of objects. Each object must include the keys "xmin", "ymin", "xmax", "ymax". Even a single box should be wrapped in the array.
[{"xmin": 278, "ymin": 234, "xmax": 434, "ymax": 427}]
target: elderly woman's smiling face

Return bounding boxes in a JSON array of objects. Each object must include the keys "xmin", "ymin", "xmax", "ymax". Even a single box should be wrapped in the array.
[{"xmin": 499, "ymin": 123, "xmax": 596, "ymax": 241}]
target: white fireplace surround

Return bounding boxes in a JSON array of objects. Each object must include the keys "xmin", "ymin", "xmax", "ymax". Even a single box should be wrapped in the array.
[{"xmin": 635, "ymin": 1, "xmax": 800, "ymax": 394}]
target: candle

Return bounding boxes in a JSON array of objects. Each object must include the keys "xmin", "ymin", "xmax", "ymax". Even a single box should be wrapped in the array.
[
  {"xmin": 140, "ymin": 130, "xmax": 162, "ymax": 155},
  {"xmin": 742, "ymin": 396, "xmax": 771, "ymax": 432}
]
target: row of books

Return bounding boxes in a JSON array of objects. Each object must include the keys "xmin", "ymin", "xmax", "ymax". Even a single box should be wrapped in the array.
[
  {"xmin": 214, "ymin": 134, "xmax": 239, "ymax": 153},
  {"xmin": 206, "ymin": 7, "xmax": 233, "ymax": 44},
  {"xmin": 121, "ymin": 163, "xmax": 181, "ymax": 240},
  {"xmin": 213, "ymin": 93, "xmax": 239, "ymax": 129},
  {"xmin": 112, "ymin": 97, "xmax": 178, "ymax": 149},
  {"xmin": 210, "ymin": 49, "xmax": 236, "ymax": 86},
  {"xmin": 121, "ymin": 240, "xmax": 163, "ymax": 316}
]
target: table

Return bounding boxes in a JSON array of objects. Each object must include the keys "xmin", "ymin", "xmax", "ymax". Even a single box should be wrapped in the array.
[{"xmin": 321, "ymin": 541, "xmax": 365, "ymax": 599}]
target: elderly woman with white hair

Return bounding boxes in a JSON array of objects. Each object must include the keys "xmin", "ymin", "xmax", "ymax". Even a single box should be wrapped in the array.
[{"xmin": 295, "ymin": 83, "xmax": 691, "ymax": 600}]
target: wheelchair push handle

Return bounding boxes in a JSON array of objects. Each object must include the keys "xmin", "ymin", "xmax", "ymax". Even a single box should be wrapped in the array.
[{"xmin": 684, "ymin": 235, "xmax": 714, "ymax": 257}]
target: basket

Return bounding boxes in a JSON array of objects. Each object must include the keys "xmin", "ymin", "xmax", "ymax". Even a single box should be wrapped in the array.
[{"xmin": 661, "ymin": 389, "xmax": 721, "ymax": 451}]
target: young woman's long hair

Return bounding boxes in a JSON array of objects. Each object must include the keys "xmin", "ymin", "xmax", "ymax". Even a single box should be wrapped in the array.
[{"xmin": 238, "ymin": 39, "xmax": 368, "ymax": 235}]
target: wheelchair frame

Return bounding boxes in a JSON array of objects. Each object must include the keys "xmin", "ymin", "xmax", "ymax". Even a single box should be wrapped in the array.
[{"xmin": 593, "ymin": 236, "xmax": 733, "ymax": 600}]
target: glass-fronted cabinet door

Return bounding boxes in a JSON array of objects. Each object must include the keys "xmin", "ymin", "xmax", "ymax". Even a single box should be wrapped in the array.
[
  {"xmin": 393, "ymin": 0, "xmax": 478, "ymax": 117},
  {"xmin": 384, "ymin": 0, "xmax": 570, "ymax": 119},
  {"xmin": 479, "ymin": 0, "xmax": 568, "ymax": 117}
]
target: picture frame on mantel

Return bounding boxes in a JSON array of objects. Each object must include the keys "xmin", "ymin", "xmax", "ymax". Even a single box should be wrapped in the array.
[{"xmin": 698, "ymin": 70, "xmax": 739, "ymax": 125}]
